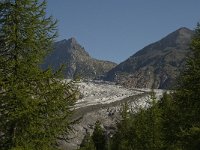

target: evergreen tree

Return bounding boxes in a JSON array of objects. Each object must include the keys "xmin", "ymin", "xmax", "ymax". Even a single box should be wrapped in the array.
[
  {"xmin": 158, "ymin": 93, "xmax": 179, "ymax": 148},
  {"xmin": 130, "ymin": 92, "xmax": 163, "ymax": 150},
  {"xmin": 92, "ymin": 120, "xmax": 107, "ymax": 150},
  {"xmin": 0, "ymin": 0, "xmax": 76, "ymax": 149},
  {"xmin": 110, "ymin": 93, "xmax": 164, "ymax": 150},
  {"xmin": 109, "ymin": 23, "xmax": 200, "ymax": 149},
  {"xmin": 176, "ymin": 24, "xmax": 200, "ymax": 125},
  {"xmin": 78, "ymin": 132, "xmax": 96, "ymax": 150},
  {"xmin": 172, "ymin": 23, "xmax": 200, "ymax": 149},
  {"xmin": 110, "ymin": 103, "xmax": 134, "ymax": 150},
  {"xmin": 146, "ymin": 92, "xmax": 163, "ymax": 149}
]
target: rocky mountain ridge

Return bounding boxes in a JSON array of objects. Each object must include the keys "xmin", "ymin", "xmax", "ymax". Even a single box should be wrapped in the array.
[
  {"xmin": 103, "ymin": 27, "xmax": 194, "ymax": 89},
  {"xmin": 42, "ymin": 38, "xmax": 117, "ymax": 79}
]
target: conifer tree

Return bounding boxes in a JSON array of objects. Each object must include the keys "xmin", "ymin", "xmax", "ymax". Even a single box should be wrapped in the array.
[
  {"xmin": 177, "ymin": 23, "xmax": 200, "ymax": 124},
  {"xmin": 92, "ymin": 120, "xmax": 107, "ymax": 150},
  {"xmin": 158, "ymin": 93, "xmax": 179, "ymax": 148},
  {"xmin": 0, "ymin": 0, "xmax": 76, "ymax": 149},
  {"xmin": 172, "ymin": 23, "xmax": 200, "ymax": 149},
  {"xmin": 144, "ymin": 92, "xmax": 163, "ymax": 149},
  {"xmin": 110, "ymin": 93, "xmax": 164, "ymax": 150},
  {"xmin": 78, "ymin": 132, "xmax": 96, "ymax": 150},
  {"xmin": 109, "ymin": 103, "xmax": 133, "ymax": 150}
]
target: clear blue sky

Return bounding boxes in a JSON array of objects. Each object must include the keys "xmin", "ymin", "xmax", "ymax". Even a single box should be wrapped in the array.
[{"xmin": 46, "ymin": 0, "xmax": 200, "ymax": 63}]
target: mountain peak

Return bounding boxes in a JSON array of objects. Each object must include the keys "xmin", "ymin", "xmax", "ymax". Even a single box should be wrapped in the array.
[
  {"xmin": 177, "ymin": 27, "xmax": 191, "ymax": 31},
  {"xmin": 68, "ymin": 37, "xmax": 78, "ymax": 45},
  {"xmin": 56, "ymin": 37, "xmax": 79, "ymax": 47},
  {"xmin": 175, "ymin": 27, "xmax": 193, "ymax": 37},
  {"xmin": 104, "ymin": 27, "xmax": 194, "ymax": 89},
  {"xmin": 157, "ymin": 27, "xmax": 194, "ymax": 48},
  {"xmin": 42, "ymin": 38, "xmax": 117, "ymax": 79}
]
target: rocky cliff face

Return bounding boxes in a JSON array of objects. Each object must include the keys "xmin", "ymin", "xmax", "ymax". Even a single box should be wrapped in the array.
[
  {"xmin": 42, "ymin": 38, "xmax": 117, "ymax": 79},
  {"xmin": 103, "ymin": 27, "xmax": 194, "ymax": 89}
]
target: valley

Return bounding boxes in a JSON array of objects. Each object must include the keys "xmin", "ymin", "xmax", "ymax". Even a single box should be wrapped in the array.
[
  {"xmin": 1, "ymin": 1, "xmax": 198, "ymax": 149},
  {"xmin": 41, "ymin": 27, "xmax": 193, "ymax": 149},
  {"xmin": 60, "ymin": 80, "xmax": 165, "ymax": 149}
]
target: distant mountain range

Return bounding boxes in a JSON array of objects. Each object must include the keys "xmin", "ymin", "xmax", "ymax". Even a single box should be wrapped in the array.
[
  {"xmin": 42, "ymin": 38, "xmax": 117, "ymax": 79},
  {"xmin": 103, "ymin": 27, "xmax": 194, "ymax": 89},
  {"xmin": 43, "ymin": 27, "xmax": 194, "ymax": 89}
]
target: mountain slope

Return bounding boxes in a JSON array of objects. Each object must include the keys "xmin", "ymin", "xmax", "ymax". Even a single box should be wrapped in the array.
[
  {"xmin": 103, "ymin": 27, "xmax": 194, "ymax": 89},
  {"xmin": 42, "ymin": 38, "xmax": 117, "ymax": 79}
]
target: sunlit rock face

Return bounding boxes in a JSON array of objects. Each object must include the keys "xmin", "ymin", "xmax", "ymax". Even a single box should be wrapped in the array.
[
  {"xmin": 104, "ymin": 27, "xmax": 194, "ymax": 89},
  {"xmin": 42, "ymin": 37, "xmax": 117, "ymax": 79}
]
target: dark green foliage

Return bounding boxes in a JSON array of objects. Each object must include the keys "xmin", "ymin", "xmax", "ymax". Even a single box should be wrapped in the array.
[
  {"xmin": 109, "ymin": 103, "xmax": 133, "ymax": 150},
  {"xmin": 0, "ymin": 0, "xmax": 76, "ymax": 149},
  {"xmin": 157, "ymin": 93, "xmax": 179, "ymax": 148},
  {"xmin": 78, "ymin": 23, "xmax": 200, "ymax": 150},
  {"xmin": 143, "ymin": 92, "xmax": 163, "ymax": 149},
  {"xmin": 78, "ymin": 132, "xmax": 96, "ymax": 150},
  {"xmin": 110, "ymin": 94, "xmax": 163, "ymax": 150},
  {"xmin": 92, "ymin": 120, "xmax": 107, "ymax": 150},
  {"xmin": 170, "ymin": 23, "xmax": 200, "ymax": 149},
  {"xmin": 109, "ymin": 24, "xmax": 200, "ymax": 150},
  {"xmin": 77, "ymin": 120, "xmax": 106, "ymax": 150},
  {"xmin": 176, "ymin": 23, "xmax": 200, "ymax": 124},
  {"xmin": 77, "ymin": 23, "xmax": 200, "ymax": 149}
]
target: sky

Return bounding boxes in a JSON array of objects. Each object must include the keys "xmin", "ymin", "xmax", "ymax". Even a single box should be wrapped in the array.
[{"xmin": 46, "ymin": 0, "xmax": 200, "ymax": 63}]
